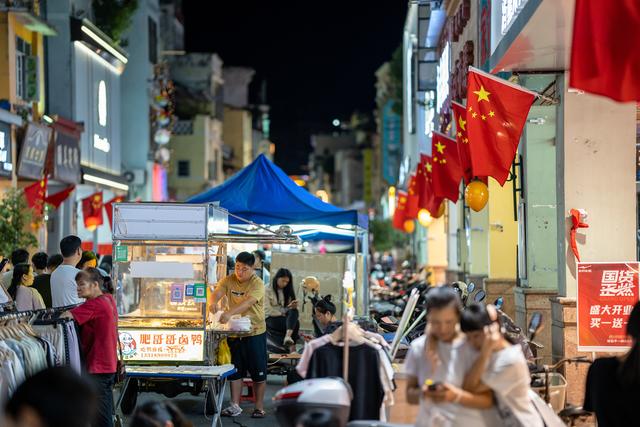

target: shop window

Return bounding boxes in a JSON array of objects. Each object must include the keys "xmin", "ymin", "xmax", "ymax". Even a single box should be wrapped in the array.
[
  {"xmin": 15, "ymin": 37, "xmax": 32, "ymax": 100},
  {"xmin": 148, "ymin": 17, "xmax": 158, "ymax": 64},
  {"xmin": 177, "ymin": 160, "xmax": 190, "ymax": 177},
  {"xmin": 208, "ymin": 158, "xmax": 218, "ymax": 181}
]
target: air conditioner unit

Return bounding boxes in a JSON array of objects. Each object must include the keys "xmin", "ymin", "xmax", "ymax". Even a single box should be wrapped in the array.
[{"xmin": 124, "ymin": 169, "xmax": 146, "ymax": 186}]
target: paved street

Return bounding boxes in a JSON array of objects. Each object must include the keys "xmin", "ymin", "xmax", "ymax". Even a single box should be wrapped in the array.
[{"xmin": 119, "ymin": 377, "xmax": 285, "ymax": 427}]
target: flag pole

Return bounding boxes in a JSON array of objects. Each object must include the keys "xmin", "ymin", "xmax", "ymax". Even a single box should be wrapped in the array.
[{"xmin": 468, "ymin": 66, "xmax": 558, "ymax": 104}]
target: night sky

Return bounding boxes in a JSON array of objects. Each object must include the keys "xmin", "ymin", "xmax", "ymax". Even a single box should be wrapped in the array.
[{"xmin": 183, "ymin": 1, "xmax": 407, "ymax": 175}]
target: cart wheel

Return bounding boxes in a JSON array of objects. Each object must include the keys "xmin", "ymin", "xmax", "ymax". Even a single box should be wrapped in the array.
[
  {"xmin": 205, "ymin": 387, "xmax": 216, "ymax": 416},
  {"xmin": 120, "ymin": 379, "xmax": 139, "ymax": 415}
]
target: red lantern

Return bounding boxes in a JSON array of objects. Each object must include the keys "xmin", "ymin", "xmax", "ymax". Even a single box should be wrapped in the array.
[{"xmin": 82, "ymin": 192, "xmax": 104, "ymax": 230}]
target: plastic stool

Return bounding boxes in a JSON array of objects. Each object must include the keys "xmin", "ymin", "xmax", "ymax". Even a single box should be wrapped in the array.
[{"xmin": 240, "ymin": 378, "xmax": 256, "ymax": 403}]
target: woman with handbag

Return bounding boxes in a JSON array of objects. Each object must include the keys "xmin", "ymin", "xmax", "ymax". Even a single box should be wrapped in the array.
[{"xmin": 63, "ymin": 267, "xmax": 118, "ymax": 427}]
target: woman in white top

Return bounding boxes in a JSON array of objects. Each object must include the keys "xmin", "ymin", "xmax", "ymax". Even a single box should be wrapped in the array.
[
  {"xmin": 8, "ymin": 263, "xmax": 44, "ymax": 311},
  {"xmin": 460, "ymin": 303, "xmax": 554, "ymax": 427}
]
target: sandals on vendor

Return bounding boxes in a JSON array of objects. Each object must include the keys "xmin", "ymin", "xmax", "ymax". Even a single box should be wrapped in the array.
[
  {"xmin": 251, "ymin": 408, "xmax": 266, "ymax": 418},
  {"xmin": 221, "ymin": 404, "xmax": 242, "ymax": 417}
]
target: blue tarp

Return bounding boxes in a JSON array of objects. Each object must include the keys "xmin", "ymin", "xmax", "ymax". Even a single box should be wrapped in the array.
[{"xmin": 186, "ymin": 154, "xmax": 368, "ymax": 229}]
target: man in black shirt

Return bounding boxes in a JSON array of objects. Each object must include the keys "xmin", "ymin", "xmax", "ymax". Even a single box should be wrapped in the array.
[{"xmin": 32, "ymin": 254, "xmax": 63, "ymax": 308}]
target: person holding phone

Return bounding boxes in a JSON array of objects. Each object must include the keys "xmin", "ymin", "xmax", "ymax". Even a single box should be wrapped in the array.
[
  {"xmin": 265, "ymin": 268, "xmax": 300, "ymax": 351},
  {"xmin": 404, "ymin": 286, "xmax": 495, "ymax": 427}
]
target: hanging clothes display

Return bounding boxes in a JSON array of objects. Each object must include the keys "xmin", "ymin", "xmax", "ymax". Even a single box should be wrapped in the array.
[
  {"xmin": 32, "ymin": 317, "xmax": 81, "ymax": 373},
  {"xmin": 0, "ymin": 304, "xmax": 82, "ymax": 416},
  {"xmin": 297, "ymin": 321, "xmax": 395, "ymax": 421}
]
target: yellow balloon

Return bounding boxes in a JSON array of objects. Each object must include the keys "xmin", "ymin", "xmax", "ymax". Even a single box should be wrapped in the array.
[
  {"xmin": 403, "ymin": 219, "xmax": 416, "ymax": 233},
  {"xmin": 418, "ymin": 209, "xmax": 432, "ymax": 227},
  {"xmin": 465, "ymin": 180, "xmax": 489, "ymax": 212},
  {"xmin": 430, "ymin": 201, "xmax": 445, "ymax": 219}
]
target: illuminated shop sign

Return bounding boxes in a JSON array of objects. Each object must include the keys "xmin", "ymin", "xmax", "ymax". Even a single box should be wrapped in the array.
[
  {"xmin": 424, "ymin": 91, "xmax": 435, "ymax": 136},
  {"xmin": 501, "ymin": 0, "xmax": 529, "ymax": 35},
  {"xmin": 0, "ymin": 123, "xmax": 13, "ymax": 176},
  {"xmin": 436, "ymin": 42, "xmax": 450, "ymax": 113},
  {"xmin": 118, "ymin": 329, "xmax": 205, "ymax": 362},
  {"xmin": 94, "ymin": 80, "xmax": 110, "ymax": 152}
]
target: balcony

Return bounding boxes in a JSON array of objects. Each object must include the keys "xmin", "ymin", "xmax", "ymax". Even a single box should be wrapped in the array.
[{"xmin": 1, "ymin": 0, "xmax": 57, "ymax": 36}]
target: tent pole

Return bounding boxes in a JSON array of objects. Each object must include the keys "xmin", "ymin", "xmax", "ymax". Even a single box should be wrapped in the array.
[
  {"xmin": 362, "ymin": 229, "xmax": 369, "ymax": 315},
  {"xmin": 354, "ymin": 229, "xmax": 359, "ymax": 315}
]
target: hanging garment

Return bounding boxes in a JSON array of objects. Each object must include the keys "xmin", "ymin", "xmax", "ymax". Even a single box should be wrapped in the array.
[{"xmin": 306, "ymin": 343, "xmax": 385, "ymax": 421}]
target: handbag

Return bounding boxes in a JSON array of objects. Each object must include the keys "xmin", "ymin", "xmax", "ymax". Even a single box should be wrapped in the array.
[
  {"xmin": 111, "ymin": 295, "xmax": 126, "ymax": 384},
  {"xmin": 116, "ymin": 335, "xmax": 126, "ymax": 383}
]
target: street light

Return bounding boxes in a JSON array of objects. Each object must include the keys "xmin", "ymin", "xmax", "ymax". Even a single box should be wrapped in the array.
[{"xmin": 332, "ymin": 119, "xmax": 340, "ymax": 127}]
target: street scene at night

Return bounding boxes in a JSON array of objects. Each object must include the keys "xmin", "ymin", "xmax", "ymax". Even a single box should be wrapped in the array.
[{"xmin": 0, "ymin": 1, "xmax": 638, "ymax": 426}]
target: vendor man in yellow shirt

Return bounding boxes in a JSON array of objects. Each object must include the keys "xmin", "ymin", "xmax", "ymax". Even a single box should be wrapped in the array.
[{"xmin": 212, "ymin": 251, "xmax": 267, "ymax": 419}]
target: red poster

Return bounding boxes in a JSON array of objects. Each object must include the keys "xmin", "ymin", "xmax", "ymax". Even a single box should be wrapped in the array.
[{"xmin": 577, "ymin": 262, "xmax": 640, "ymax": 351}]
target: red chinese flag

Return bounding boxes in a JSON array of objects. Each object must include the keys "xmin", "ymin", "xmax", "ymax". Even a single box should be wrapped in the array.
[
  {"xmin": 82, "ymin": 192, "xmax": 104, "ymax": 230},
  {"xmin": 405, "ymin": 174, "xmax": 420, "ymax": 219},
  {"xmin": 431, "ymin": 131, "xmax": 463, "ymax": 203},
  {"xmin": 104, "ymin": 195, "xmax": 125, "ymax": 229},
  {"xmin": 452, "ymin": 101, "xmax": 488, "ymax": 185},
  {"xmin": 417, "ymin": 154, "xmax": 444, "ymax": 216},
  {"xmin": 24, "ymin": 177, "xmax": 47, "ymax": 216},
  {"xmin": 45, "ymin": 185, "xmax": 75, "ymax": 209},
  {"xmin": 466, "ymin": 67, "xmax": 535, "ymax": 185},
  {"xmin": 392, "ymin": 191, "xmax": 408, "ymax": 231},
  {"xmin": 570, "ymin": 0, "xmax": 640, "ymax": 102}
]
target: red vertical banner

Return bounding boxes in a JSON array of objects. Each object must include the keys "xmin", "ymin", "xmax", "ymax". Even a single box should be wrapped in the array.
[
  {"xmin": 103, "ymin": 195, "xmax": 125, "ymax": 229},
  {"xmin": 577, "ymin": 262, "xmax": 640, "ymax": 352}
]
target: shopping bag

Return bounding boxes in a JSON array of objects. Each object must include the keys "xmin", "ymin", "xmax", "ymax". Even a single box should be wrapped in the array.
[{"xmin": 217, "ymin": 337, "xmax": 231, "ymax": 365}]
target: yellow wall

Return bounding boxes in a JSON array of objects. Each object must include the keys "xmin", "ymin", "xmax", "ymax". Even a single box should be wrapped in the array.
[
  {"xmin": 223, "ymin": 106, "xmax": 252, "ymax": 170},
  {"xmin": 427, "ymin": 215, "xmax": 448, "ymax": 284},
  {"xmin": 168, "ymin": 116, "xmax": 208, "ymax": 200},
  {"xmin": 427, "ymin": 216, "xmax": 448, "ymax": 267},
  {"xmin": 0, "ymin": 13, "xmax": 46, "ymax": 114},
  {"xmin": 488, "ymin": 179, "xmax": 518, "ymax": 279}
]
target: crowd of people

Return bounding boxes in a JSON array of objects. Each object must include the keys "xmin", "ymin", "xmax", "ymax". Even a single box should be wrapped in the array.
[
  {"xmin": 2, "ymin": 239, "xmax": 638, "ymax": 427},
  {"xmin": 0, "ymin": 235, "xmax": 118, "ymax": 427}
]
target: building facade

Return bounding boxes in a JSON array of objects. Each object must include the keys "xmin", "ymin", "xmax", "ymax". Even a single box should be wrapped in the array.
[
  {"xmin": 45, "ymin": 1, "xmax": 129, "ymax": 254},
  {"xmin": 400, "ymin": 0, "xmax": 638, "ymax": 405}
]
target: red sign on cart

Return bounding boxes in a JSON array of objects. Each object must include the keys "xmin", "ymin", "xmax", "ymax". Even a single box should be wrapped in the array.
[{"xmin": 577, "ymin": 262, "xmax": 640, "ymax": 351}]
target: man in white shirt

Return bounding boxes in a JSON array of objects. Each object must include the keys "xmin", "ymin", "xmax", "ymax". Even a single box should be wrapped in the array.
[
  {"xmin": 404, "ymin": 286, "xmax": 495, "ymax": 427},
  {"xmin": 51, "ymin": 235, "xmax": 84, "ymax": 307}
]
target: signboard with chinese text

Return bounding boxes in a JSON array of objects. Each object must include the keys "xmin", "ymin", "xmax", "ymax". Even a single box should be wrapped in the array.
[
  {"xmin": 577, "ymin": 262, "xmax": 640, "ymax": 352},
  {"xmin": 18, "ymin": 123, "xmax": 51, "ymax": 180},
  {"xmin": 53, "ymin": 130, "xmax": 81, "ymax": 184},
  {"xmin": 118, "ymin": 329, "xmax": 204, "ymax": 362},
  {"xmin": 0, "ymin": 122, "xmax": 14, "ymax": 177}
]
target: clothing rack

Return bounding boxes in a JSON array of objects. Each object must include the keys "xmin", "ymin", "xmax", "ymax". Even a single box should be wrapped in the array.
[
  {"xmin": 0, "ymin": 304, "xmax": 80, "ymax": 321},
  {"xmin": 342, "ymin": 313, "xmax": 349, "ymax": 381}
]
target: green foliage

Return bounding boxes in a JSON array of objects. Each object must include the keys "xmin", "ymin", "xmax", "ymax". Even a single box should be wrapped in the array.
[
  {"xmin": 371, "ymin": 218, "xmax": 409, "ymax": 252},
  {"xmin": 92, "ymin": 0, "xmax": 138, "ymax": 44},
  {"xmin": 389, "ymin": 44, "xmax": 404, "ymax": 116},
  {"xmin": 0, "ymin": 189, "xmax": 38, "ymax": 257}
]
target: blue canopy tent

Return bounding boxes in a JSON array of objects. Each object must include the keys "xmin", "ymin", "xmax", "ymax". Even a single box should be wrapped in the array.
[
  {"xmin": 187, "ymin": 154, "xmax": 368, "ymax": 229},
  {"xmin": 186, "ymin": 154, "xmax": 369, "ymax": 314}
]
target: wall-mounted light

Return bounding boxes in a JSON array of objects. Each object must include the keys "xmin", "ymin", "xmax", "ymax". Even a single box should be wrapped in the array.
[
  {"xmin": 83, "ymin": 173, "xmax": 129, "ymax": 191},
  {"xmin": 81, "ymin": 25, "xmax": 128, "ymax": 64}
]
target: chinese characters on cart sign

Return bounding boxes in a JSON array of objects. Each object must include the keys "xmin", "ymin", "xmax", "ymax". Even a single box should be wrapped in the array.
[
  {"xmin": 118, "ymin": 329, "xmax": 205, "ymax": 361},
  {"xmin": 577, "ymin": 262, "xmax": 640, "ymax": 351}
]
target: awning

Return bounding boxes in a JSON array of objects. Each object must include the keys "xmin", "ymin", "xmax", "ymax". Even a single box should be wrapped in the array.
[
  {"xmin": 12, "ymin": 11, "xmax": 57, "ymax": 36},
  {"xmin": 489, "ymin": 0, "xmax": 575, "ymax": 73}
]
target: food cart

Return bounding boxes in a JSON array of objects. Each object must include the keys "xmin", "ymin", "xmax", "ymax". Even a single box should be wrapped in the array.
[{"xmin": 112, "ymin": 203, "xmax": 300, "ymax": 425}]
